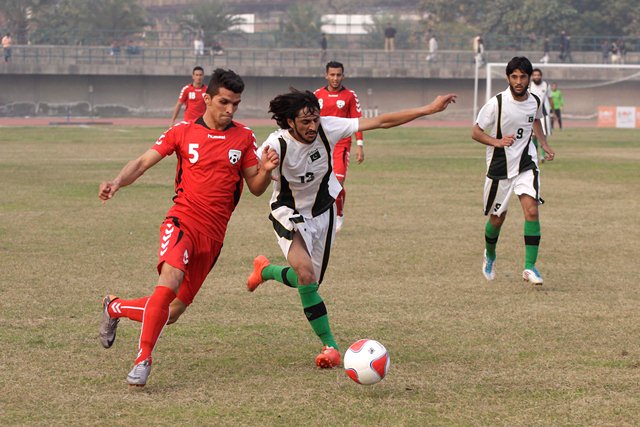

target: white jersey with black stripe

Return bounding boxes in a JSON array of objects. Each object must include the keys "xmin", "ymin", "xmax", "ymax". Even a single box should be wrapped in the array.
[
  {"xmin": 259, "ymin": 116, "xmax": 359, "ymax": 218},
  {"xmin": 476, "ymin": 87, "xmax": 542, "ymax": 179}
]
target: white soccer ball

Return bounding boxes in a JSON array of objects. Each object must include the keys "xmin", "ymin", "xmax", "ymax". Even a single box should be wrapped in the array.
[{"xmin": 343, "ymin": 339, "xmax": 390, "ymax": 385}]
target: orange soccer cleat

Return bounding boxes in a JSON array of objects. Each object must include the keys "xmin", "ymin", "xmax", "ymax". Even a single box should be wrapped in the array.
[
  {"xmin": 315, "ymin": 345, "xmax": 341, "ymax": 369},
  {"xmin": 246, "ymin": 255, "xmax": 270, "ymax": 292}
]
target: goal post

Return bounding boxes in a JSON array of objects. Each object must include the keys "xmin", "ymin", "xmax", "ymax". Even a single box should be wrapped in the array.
[{"xmin": 473, "ymin": 62, "xmax": 640, "ymax": 125}]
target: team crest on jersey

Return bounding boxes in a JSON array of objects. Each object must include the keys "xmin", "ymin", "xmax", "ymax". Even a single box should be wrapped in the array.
[
  {"xmin": 228, "ymin": 149, "xmax": 242, "ymax": 165},
  {"xmin": 337, "ymin": 100, "xmax": 345, "ymax": 109},
  {"xmin": 309, "ymin": 149, "xmax": 321, "ymax": 162},
  {"xmin": 318, "ymin": 99, "xmax": 324, "ymax": 110},
  {"xmin": 528, "ymin": 116, "xmax": 534, "ymax": 122}
]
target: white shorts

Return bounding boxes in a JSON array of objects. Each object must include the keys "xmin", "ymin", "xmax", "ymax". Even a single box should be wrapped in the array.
[
  {"xmin": 483, "ymin": 169, "xmax": 541, "ymax": 216},
  {"xmin": 270, "ymin": 205, "xmax": 336, "ymax": 284}
]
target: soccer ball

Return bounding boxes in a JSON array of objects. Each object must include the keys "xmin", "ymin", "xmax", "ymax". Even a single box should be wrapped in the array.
[{"xmin": 343, "ymin": 339, "xmax": 390, "ymax": 385}]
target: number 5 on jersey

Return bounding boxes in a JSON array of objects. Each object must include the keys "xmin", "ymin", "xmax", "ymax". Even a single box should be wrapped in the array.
[{"xmin": 189, "ymin": 143, "xmax": 199, "ymax": 163}]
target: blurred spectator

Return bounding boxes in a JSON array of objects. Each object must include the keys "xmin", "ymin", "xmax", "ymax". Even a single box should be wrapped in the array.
[
  {"xmin": 601, "ymin": 40, "xmax": 610, "ymax": 63},
  {"xmin": 210, "ymin": 40, "xmax": 224, "ymax": 56},
  {"xmin": 109, "ymin": 40, "xmax": 120, "ymax": 56},
  {"xmin": 194, "ymin": 35, "xmax": 204, "ymax": 57},
  {"xmin": 540, "ymin": 37, "xmax": 550, "ymax": 64},
  {"xmin": 610, "ymin": 41, "xmax": 620, "ymax": 64},
  {"xmin": 618, "ymin": 39, "xmax": 626, "ymax": 64},
  {"xmin": 473, "ymin": 34, "xmax": 485, "ymax": 65},
  {"xmin": 559, "ymin": 31, "xmax": 572, "ymax": 62},
  {"xmin": 2, "ymin": 32, "xmax": 12, "ymax": 62},
  {"xmin": 126, "ymin": 40, "xmax": 140, "ymax": 55},
  {"xmin": 384, "ymin": 23, "xmax": 396, "ymax": 52},
  {"xmin": 426, "ymin": 34, "xmax": 438, "ymax": 62}
]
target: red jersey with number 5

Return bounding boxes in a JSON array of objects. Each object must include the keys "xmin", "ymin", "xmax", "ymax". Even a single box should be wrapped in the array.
[
  {"xmin": 314, "ymin": 86, "xmax": 363, "ymax": 143},
  {"xmin": 178, "ymin": 84, "xmax": 208, "ymax": 121},
  {"xmin": 152, "ymin": 117, "xmax": 258, "ymax": 241}
]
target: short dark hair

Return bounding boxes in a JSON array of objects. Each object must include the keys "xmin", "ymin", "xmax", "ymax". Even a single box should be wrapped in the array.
[
  {"xmin": 192, "ymin": 66, "xmax": 204, "ymax": 74},
  {"xmin": 326, "ymin": 61, "xmax": 344, "ymax": 72},
  {"xmin": 269, "ymin": 88, "xmax": 320, "ymax": 130},
  {"xmin": 532, "ymin": 68, "xmax": 543, "ymax": 75},
  {"xmin": 506, "ymin": 57, "xmax": 533, "ymax": 77},
  {"xmin": 206, "ymin": 68, "xmax": 245, "ymax": 96}
]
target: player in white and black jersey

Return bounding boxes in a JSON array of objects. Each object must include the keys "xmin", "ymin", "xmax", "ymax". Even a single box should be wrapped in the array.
[
  {"xmin": 472, "ymin": 57, "xmax": 555, "ymax": 285},
  {"xmin": 529, "ymin": 68, "xmax": 554, "ymax": 160},
  {"xmin": 246, "ymin": 89, "xmax": 456, "ymax": 369}
]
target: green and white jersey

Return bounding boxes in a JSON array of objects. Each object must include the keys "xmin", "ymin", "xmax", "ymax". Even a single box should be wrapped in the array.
[
  {"xmin": 476, "ymin": 87, "xmax": 542, "ymax": 180},
  {"xmin": 259, "ymin": 116, "xmax": 359, "ymax": 219}
]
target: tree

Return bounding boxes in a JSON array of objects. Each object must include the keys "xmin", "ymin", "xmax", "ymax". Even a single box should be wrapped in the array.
[
  {"xmin": 280, "ymin": 2, "xmax": 324, "ymax": 48},
  {"xmin": 176, "ymin": 0, "xmax": 245, "ymax": 48},
  {"xmin": 0, "ymin": 0, "xmax": 56, "ymax": 43}
]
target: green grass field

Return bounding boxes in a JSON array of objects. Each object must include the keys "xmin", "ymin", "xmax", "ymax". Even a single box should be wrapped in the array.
[{"xmin": 1, "ymin": 125, "xmax": 639, "ymax": 426}]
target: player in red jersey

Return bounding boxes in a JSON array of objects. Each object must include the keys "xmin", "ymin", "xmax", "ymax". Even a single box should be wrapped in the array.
[
  {"xmin": 170, "ymin": 66, "xmax": 208, "ymax": 126},
  {"xmin": 98, "ymin": 69, "xmax": 279, "ymax": 387},
  {"xmin": 314, "ymin": 61, "xmax": 364, "ymax": 231}
]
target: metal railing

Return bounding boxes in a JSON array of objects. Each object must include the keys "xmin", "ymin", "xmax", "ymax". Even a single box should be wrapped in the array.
[{"xmin": 6, "ymin": 45, "xmax": 638, "ymax": 72}]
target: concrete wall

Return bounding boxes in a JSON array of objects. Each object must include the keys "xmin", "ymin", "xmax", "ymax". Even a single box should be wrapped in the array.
[{"xmin": 1, "ymin": 72, "xmax": 638, "ymax": 121}]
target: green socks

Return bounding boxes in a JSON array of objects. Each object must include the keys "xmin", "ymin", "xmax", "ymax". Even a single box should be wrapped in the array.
[
  {"xmin": 524, "ymin": 220, "xmax": 541, "ymax": 269},
  {"xmin": 261, "ymin": 263, "xmax": 338, "ymax": 349},
  {"xmin": 485, "ymin": 220, "xmax": 501, "ymax": 260},
  {"xmin": 298, "ymin": 284, "xmax": 338, "ymax": 349},
  {"xmin": 262, "ymin": 265, "xmax": 299, "ymax": 288}
]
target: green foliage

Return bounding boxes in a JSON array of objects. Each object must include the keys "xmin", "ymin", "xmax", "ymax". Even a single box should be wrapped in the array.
[
  {"xmin": 364, "ymin": 14, "xmax": 425, "ymax": 50},
  {"xmin": 280, "ymin": 2, "xmax": 324, "ymax": 48},
  {"xmin": 176, "ymin": 0, "xmax": 244, "ymax": 44},
  {"xmin": 26, "ymin": 0, "xmax": 146, "ymax": 45}
]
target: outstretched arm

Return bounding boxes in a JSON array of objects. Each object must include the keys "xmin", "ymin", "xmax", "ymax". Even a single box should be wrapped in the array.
[
  {"xmin": 244, "ymin": 146, "xmax": 280, "ymax": 196},
  {"xmin": 357, "ymin": 94, "xmax": 456, "ymax": 132},
  {"xmin": 98, "ymin": 149, "xmax": 163, "ymax": 202}
]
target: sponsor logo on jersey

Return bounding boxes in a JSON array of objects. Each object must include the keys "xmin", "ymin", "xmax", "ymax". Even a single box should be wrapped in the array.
[
  {"xmin": 309, "ymin": 149, "xmax": 321, "ymax": 162},
  {"xmin": 208, "ymin": 134, "xmax": 226, "ymax": 139},
  {"xmin": 228, "ymin": 149, "xmax": 242, "ymax": 164},
  {"xmin": 528, "ymin": 116, "xmax": 534, "ymax": 122},
  {"xmin": 337, "ymin": 100, "xmax": 345, "ymax": 109}
]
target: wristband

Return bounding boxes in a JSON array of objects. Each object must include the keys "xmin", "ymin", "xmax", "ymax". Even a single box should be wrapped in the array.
[{"xmin": 356, "ymin": 140, "xmax": 364, "ymax": 147}]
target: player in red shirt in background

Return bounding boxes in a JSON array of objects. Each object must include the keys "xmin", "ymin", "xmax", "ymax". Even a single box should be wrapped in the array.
[
  {"xmin": 170, "ymin": 66, "xmax": 208, "ymax": 126},
  {"xmin": 314, "ymin": 61, "xmax": 364, "ymax": 231},
  {"xmin": 98, "ymin": 69, "xmax": 279, "ymax": 387}
]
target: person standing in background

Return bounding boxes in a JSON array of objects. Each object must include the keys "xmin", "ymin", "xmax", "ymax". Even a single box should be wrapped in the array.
[
  {"xmin": 384, "ymin": 23, "xmax": 397, "ymax": 52},
  {"xmin": 550, "ymin": 82, "xmax": 564, "ymax": 130},
  {"xmin": 314, "ymin": 61, "xmax": 365, "ymax": 232},
  {"xmin": 170, "ymin": 66, "xmax": 207, "ymax": 126},
  {"xmin": 2, "ymin": 33, "xmax": 12, "ymax": 62}
]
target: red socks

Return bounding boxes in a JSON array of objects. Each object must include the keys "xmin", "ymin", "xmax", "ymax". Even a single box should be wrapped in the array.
[
  {"xmin": 135, "ymin": 286, "xmax": 176, "ymax": 364},
  {"xmin": 107, "ymin": 296, "xmax": 149, "ymax": 322}
]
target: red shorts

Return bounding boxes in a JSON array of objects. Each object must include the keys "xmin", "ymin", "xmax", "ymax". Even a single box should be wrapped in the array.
[
  {"xmin": 157, "ymin": 217, "xmax": 223, "ymax": 306},
  {"xmin": 333, "ymin": 139, "xmax": 351, "ymax": 181}
]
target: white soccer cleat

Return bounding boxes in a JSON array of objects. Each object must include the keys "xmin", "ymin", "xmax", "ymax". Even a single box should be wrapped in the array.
[
  {"xmin": 523, "ymin": 267, "xmax": 544, "ymax": 285},
  {"xmin": 482, "ymin": 250, "xmax": 496, "ymax": 281},
  {"xmin": 335, "ymin": 215, "xmax": 344, "ymax": 232},
  {"xmin": 127, "ymin": 359, "xmax": 152, "ymax": 387}
]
